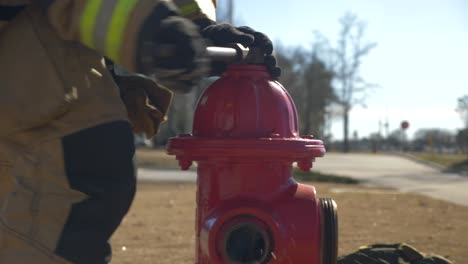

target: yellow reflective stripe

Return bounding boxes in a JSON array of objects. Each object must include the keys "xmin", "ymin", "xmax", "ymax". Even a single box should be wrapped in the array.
[
  {"xmin": 105, "ymin": 0, "xmax": 139, "ymax": 63},
  {"xmin": 178, "ymin": 2, "xmax": 199, "ymax": 16},
  {"xmin": 80, "ymin": 0, "xmax": 104, "ymax": 48}
]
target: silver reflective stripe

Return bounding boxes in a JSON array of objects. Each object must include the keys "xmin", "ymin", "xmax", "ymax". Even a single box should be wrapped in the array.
[
  {"xmin": 194, "ymin": 0, "xmax": 216, "ymax": 20},
  {"xmin": 172, "ymin": 0, "xmax": 216, "ymax": 21},
  {"xmin": 93, "ymin": 0, "xmax": 119, "ymax": 53}
]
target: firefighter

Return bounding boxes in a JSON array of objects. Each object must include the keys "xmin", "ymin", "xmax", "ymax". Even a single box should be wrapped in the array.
[{"xmin": 0, "ymin": 0, "xmax": 280, "ymax": 263}]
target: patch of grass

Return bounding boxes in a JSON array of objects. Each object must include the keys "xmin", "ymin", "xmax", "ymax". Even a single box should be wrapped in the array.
[
  {"xmin": 410, "ymin": 152, "xmax": 468, "ymax": 174},
  {"xmin": 412, "ymin": 153, "xmax": 466, "ymax": 167},
  {"xmin": 451, "ymin": 159, "xmax": 468, "ymax": 173},
  {"xmin": 293, "ymin": 168, "xmax": 359, "ymax": 184},
  {"xmin": 135, "ymin": 148, "xmax": 180, "ymax": 170}
]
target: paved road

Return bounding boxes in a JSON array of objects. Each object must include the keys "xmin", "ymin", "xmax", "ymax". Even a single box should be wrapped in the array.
[
  {"xmin": 137, "ymin": 153, "xmax": 468, "ymax": 206},
  {"xmin": 313, "ymin": 153, "xmax": 468, "ymax": 206},
  {"xmin": 138, "ymin": 169, "xmax": 196, "ymax": 183}
]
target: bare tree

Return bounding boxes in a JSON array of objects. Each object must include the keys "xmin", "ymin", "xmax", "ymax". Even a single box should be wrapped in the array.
[
  {"xmin": 412, "ymin": 128, "xmax": 456, "ymax": 153},
  {"xmin": 276, "ymin": 44, "xmax": 335, "ymax": 138},
  {"xmin": 456, "ymin": 95, "xmax": 468, "ymax": 128},
  {"xmin": 301, "ymin": 54, "xmax": 335, "ymax": 136},
  {"xmin": 334, "ymin": 12, "xmax": 378, "ymax": 152},
  {"xmin": 455, "ymin": 95, "xmax": 468, "ymax": 154},
  {"xmin": 456, "ymin": 129, "xmax": 468, "ymax": 154}
]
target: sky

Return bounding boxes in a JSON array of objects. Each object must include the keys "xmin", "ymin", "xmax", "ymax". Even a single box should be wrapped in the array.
[{"xmin": 216, "ymin": 0, "xmax": 468, "ymax": 140}]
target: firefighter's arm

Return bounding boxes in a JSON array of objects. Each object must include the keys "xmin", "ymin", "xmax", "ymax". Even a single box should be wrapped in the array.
[
  {"xmin": 35, "ymin": 0, "xmax": 211, "ymax": 90},
  {"xmin": 35, "ymin": 0, "xmax": 175, "ymax": 72}
]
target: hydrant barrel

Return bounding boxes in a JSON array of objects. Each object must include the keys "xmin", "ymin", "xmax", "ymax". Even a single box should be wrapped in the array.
[{"xmin": 167, "ymin": 64, "xmax": 337, "ymax": 264}]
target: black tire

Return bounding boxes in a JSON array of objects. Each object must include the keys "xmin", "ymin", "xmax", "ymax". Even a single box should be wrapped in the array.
[{"xmin": 320, "ymin": 198, "xmax": 338, "ymax": 264}]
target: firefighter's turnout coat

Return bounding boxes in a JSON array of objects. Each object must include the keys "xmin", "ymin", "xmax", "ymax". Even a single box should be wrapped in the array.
[{"xmin": 0, "ymin": 1, "xmax": 215, "ymax": 263}]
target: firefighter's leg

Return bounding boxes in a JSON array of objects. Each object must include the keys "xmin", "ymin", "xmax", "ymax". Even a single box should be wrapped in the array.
[
  {"xmin": 55, "ymin": 121, "xmax": 136, "ymax": 264},
  {"xmin": 0, "ymin": 138, "xmax": 80, "ymax": 264}
]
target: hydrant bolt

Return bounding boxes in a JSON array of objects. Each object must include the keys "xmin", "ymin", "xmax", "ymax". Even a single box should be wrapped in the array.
[
  {"xmin": 298, "ymin": 160, "xmax": 313, "ymax": 171},
  {"xmin": 178, "ymin": 159, "xmax": 192, "ymax": 170}
]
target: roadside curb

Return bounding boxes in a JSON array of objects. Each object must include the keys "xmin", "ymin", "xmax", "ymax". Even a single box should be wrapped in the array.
[{"xmin": 389, "ymin": 152, "xmax": 468, "ymax": 177}]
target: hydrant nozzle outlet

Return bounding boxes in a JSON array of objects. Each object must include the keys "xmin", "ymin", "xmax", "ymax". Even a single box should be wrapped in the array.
[{"xmin": 218, "ymin": 217, "xmax": 273, "ymax": 264}]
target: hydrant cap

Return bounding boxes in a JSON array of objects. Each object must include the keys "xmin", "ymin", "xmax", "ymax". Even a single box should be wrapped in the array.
[
  {"xmin": 167, "ymin": 64, "xmax": 325, "ymax": 163},
  {"xmin": 193, "ymin": 65, "xmax": 299, "ymax": 138}
]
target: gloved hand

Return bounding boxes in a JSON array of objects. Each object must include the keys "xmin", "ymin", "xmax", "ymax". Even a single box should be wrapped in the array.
[
  {"xmin": 195, "ymin": 20, "xmax": 281, "ymax": 79},
  {"xmin": 117, "ymin": 75, "xmax": 173, "ymax": 139},
  {"xmin": 137, "ymin": 3, "xmax": 209, "ymax": 93}
]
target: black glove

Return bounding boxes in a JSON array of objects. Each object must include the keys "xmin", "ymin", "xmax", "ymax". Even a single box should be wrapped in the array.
[
  {"xmin": 137, "ymin": 3, "xmax": 208, "ymax": 93},
  {"xmin": 195, "ymin": 20, "xmax": 281, "ymax": 79}
]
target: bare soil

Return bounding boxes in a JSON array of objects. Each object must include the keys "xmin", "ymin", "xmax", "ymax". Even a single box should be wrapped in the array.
[{"xmin": 111, "ymin": 182, "xmax": 468, "ymax": 264}]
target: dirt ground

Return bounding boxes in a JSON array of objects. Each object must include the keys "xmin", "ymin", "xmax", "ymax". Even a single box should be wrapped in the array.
[{"xmin": 111, "ymin": 182, "xmax": 468, "ymax": 264}]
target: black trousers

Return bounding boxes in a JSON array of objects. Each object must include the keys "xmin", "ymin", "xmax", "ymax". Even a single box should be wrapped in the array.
[{"xmin": 55, "ymin": 121, "xmax": 136, "ymax": 264}]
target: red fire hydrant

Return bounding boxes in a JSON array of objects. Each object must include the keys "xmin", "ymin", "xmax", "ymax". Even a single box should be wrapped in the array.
[{"xmin": 167, "ymin": 47, "xmax": 338, "ymax": 264}]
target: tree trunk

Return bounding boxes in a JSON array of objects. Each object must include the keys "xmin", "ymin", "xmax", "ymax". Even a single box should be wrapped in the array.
[
  {"xmin": 303, "ymin": 110, "xmax": 311, "ymax": 136},
  {"xmin": 343, "ymin": 110, "xmax": 349, "ymax": 152}
]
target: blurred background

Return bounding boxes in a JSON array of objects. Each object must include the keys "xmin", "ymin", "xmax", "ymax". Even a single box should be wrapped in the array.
[{"xmin": 140, "ymin": 0, "xmax": 468, "ymax": 162}]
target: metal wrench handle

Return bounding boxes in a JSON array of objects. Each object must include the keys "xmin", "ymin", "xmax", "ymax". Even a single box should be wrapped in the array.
[
  {"xmin": 154, "ymin": 43, "xmax": 263, "ymax": 63},
  {"xmin": 206, "ymin": 44, "xmax": 264, "ymax": 64},
  {"xmin": 206, "ymin": 43, "xmax": 249, "ymax": 62}
]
